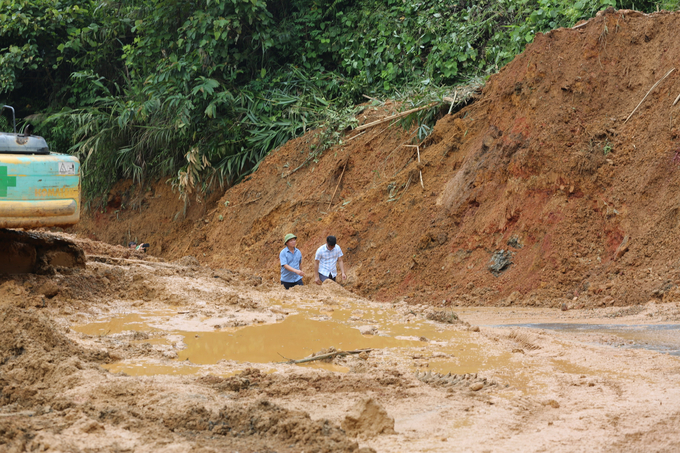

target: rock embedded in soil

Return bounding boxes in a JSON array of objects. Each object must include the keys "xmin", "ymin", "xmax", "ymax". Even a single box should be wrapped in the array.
[
  {"xmin": 426, "ymin": 310, "xmax": 459, "ymax": 324},
  {"xmin": 488, "ymin": 250, "xmax": 514, "ymax": 277},
  {"xmin": 545, "ymin": 399, "xmax": 560, "ymax": 409},
  {"xmin": 37, "ymin": 281, "xmax": 59, "ymax": 298}
]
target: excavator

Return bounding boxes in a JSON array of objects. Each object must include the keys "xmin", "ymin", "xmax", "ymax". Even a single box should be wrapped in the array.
[{"xmin": 0, "ymin": 105, "xmax": 85, "ymax": 273}]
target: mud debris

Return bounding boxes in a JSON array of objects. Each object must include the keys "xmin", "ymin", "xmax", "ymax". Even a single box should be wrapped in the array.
[
  {"xmin": 1, "ymin": 244, "xmax": 680, "ymax": 451},
  {"xmin": 425, "ymin": 310, "xmax": 460, "ymax": 324},
  {"xmin": 415, "ymin": 371, "xmax": 494, "ymax": 392},
  {"xmin": 341, "ymin": 398, "xmax": 396, "ymax": 439}
]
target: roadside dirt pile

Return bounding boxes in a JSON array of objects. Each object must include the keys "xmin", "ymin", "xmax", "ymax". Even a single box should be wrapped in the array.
[
  {"xmin": 341, "ymin": 398, "xmax": 397, "ymax": 439},
  {"xmin": 0, "ymin": 305, "xmax": 109, "ymax": 407},
  {"xmin": 76, "ymin": 9, "xmax": 680, "ymax": 308}
]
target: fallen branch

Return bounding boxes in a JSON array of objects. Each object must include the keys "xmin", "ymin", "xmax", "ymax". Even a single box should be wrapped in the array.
[
  {"xmin": 353, "ymin": 103, "xmax": 437, "ymax": 132},
  {"xmin": 180, "ymin": 240, "xmax": 192, "ymax": 257},
  {"xmin": 220, "ymin": 196, "xmax": 262, "ymax": 209},
  {"xmin": 284, "ymin": 155, "xmax": 315, "ymax": 178},
  {"xmin": 328, "ymin": 159, "xmax": 348, "ymax": 210},
  {"xmin": 346, "ymin": 129, "xmax": 369, "ymax": 142},
  {"xmin": 387, "ymin": 175, "xmax": 412, "ymax": 202},
  {"xmin": 367, "ymin": 124, "xmax": 393, "ymax": 143},
  {"xmin": 404, "ymin": 145, "xmax": 424, "ymax": 189},
  {"xmin": 625, "ymin": 68, "xmax": 676, "ymax": 124},
  {"xmin": 278, "ymin": 352, "xmax": 295, "ymax": 362},
  {"xmin": 282, "ymin": 348, "xmax": 373, "ymax": 364},
  {"xmin": 362, "ymin": 94, "xmax": 383, "ymax": 104},
  {"xmin": 243, "ymin": 196, "xmax": 262, "ymax": 206},
  {"xmin": 446, "ymin": 91, "xmax": 458, "ymax": 115}
]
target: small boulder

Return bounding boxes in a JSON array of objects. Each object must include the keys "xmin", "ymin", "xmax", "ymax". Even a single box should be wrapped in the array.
[
  {"xmin": 545, "ymin": 399, "xmax": 560, "ymax": 409},
  {"xmin": 359, "ymin": 325, "xmax": 378, "ymax": 335},
  {"xmin": 37, "ymin": 281, "xmax": 59, "ymax": 299}
]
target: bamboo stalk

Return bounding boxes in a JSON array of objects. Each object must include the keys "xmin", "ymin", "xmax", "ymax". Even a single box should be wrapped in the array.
[
  {"xmin": 447, "ymin": 91, "xmax": 458, "ymax": 115},
  {"xmin": 284, "ymin": 348, "xmax": 373, "ymax": 364},
  {"xmin": 345, "ymin": 129, "xmax": 369, "ymax": 142},
  {"xmin": 404, "ymin": 145, "xmax": 424, "ymax": 188},
  {"xmin": 362, "ymin": 94, "xmax": 383, "ymax": 103},
  {"xmin": 625, "ymin": 68, "xmax": 676, "ymax": 124},
  {"xmin": 328, "ymin": 160, "xmax": 348, "ymax": 210},
  {"xmin": 353, "ymin": 103, "xmax": 437, "ymax": 132}
]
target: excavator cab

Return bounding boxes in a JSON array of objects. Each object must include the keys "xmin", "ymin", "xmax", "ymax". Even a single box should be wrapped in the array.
[
  {"xmin": 0, "ymin": 106, "xmax": 85, "ymax": 273},
  {"xmin": 0, "ymin": 105, "xmax": 80, "ymax": 228}
]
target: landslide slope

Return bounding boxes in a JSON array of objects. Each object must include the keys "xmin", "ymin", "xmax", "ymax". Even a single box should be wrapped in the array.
[{"xmin": 84, "ymin": 9, "xmax": 680, "ymax": 307}]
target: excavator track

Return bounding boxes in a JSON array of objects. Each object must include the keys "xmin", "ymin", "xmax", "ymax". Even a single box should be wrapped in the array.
[{"xmin": 0, "ymin": 229, "xmax": 86, "ymax": 274}]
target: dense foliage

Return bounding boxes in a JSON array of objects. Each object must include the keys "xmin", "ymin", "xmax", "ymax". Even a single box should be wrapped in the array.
[{"xmin": 0, "ymin": 0, "xmax": 673, "ymax": 206}]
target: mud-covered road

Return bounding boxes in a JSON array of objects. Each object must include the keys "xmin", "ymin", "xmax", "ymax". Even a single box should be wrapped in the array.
[{"xmin": 1, "ymin": 237, "xmax": 679, "ymax": 452}]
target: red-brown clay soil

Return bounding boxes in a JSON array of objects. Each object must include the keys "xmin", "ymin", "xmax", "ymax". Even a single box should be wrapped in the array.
[{"xmin": 74, "ymin": 9, "xmax": 680, "ymax": 309}]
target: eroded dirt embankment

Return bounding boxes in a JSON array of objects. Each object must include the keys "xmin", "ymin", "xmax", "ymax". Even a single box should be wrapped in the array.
[{"xmin": 75, "ymin": 9, "xmax": 680, "ymax": 309}]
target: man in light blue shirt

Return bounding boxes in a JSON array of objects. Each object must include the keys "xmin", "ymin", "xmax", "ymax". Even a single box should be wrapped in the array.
[
  {"xmin": 280, "ymin": 233, "xmax": 304, "ymax": 290},
  {"xmin": 314, "ymin": 235, "xmax": 346, "ymax": 285}
]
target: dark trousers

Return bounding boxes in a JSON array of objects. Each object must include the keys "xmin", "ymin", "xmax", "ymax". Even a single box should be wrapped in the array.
[
  {"xmin": 318, "ymin": 273, "xmax": 336, "ymax": 282},
  {"xmin": 281, "ymin": 279, "xmax": 303, "ymax": 290}
]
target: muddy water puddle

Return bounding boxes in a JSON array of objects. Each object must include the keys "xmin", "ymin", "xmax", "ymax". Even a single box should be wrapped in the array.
[
  {"xmin": 499, "ymin": 323, "xmax": 680, "ymax": 356},
  {"xmin": 72, "ymin": 310, "xmax": 176, "ymax": 336},
  {"xmin": 73, "ymin": 301, "xmax": 514, "ymax": 380},
  {"xmin": 178, "ymin": 314, "xmax": 414, "ymax": 364}
]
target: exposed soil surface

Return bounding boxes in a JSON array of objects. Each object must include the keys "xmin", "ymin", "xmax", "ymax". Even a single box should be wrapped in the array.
[
  {"xmin": 1, "ymin": 240, "xmax": 680, "ymax": 452},
  {"xmin": 7, "ymin": 8, "xmax": 680, "ymax": 452},
  {"xmin": 76, "ymin": 9, "xmax": 680, "ymax": 309}
]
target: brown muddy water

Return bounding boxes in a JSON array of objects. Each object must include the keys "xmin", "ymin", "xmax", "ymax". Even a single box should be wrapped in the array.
[
  {"xmin": 72, "ymin": 301, "xmax": 679, "ymax": 384},
  {"xmin": 73, "ymin": 301, "xmax": 515, "ymax": 378}
]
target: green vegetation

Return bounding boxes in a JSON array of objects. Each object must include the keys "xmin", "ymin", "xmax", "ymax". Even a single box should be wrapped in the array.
[{"xmin": 0, "ymin": 0, "xmax": 672, "ymax": 206}]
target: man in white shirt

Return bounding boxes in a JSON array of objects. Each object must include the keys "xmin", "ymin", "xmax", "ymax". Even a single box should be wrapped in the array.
[{"xmin": 314, "ymin": 235, "xmax": 346, "ymax": 285}]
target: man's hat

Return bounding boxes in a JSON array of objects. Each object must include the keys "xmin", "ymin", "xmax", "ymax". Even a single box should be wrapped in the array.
[{"xmin": 284, "ymin": 233, "xmax": 297, "ymax": 245}]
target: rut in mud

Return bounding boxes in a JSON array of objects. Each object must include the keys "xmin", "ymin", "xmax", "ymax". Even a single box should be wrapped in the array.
[{"xmin": 78, "ymin": 9, "xmax": 680, "ymax": 309}]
